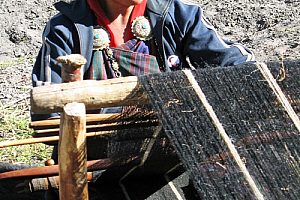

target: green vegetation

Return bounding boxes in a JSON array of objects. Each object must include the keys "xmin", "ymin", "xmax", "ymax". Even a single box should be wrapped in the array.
[{"xmin": 0, "ymin": 105, "xmax": 53, "ymax": 166}]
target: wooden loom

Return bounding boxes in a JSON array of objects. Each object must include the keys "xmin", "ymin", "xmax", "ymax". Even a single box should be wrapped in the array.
[{"xmin": 0, "ymin": 55, "xmax": 300, "ymax": 199}]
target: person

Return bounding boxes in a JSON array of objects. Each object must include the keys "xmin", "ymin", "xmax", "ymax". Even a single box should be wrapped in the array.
[
  {"xmin": 32, "ymin": 0, "xmax": 255, "ymax": 88},
  {"xmin": 30, "ymin": 0, "xmax": 255, "ymax": 199}
]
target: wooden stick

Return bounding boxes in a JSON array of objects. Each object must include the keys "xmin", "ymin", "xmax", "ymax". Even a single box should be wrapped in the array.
[
  {"xmin": 0, "ymin": 130, "xmax": 130, "ymax": 148},
  {"xmin": 58, "ymin": 54, "xmax": 86, "ymax": 83},
  {"xmin": 30, "ymin": 76, "xmax": 149, "ymax": 114},
  {"xmin": 33, "ymin": 122, "xmax": 132, "ymax": 134},
  {"xmin": 30, "ymin": 112, "xmax": 157, "ymax": 129},
  {"xmin": 257, "ymin": 62, "xmax": 300, "ymax": 133},
  {"xmin": 58, "ymin": 102, "xmax": 88, "ymax": 200},
  {"xmin": 32, "ymin": 119, "xmax": 159, "ymax": 137},
  {"xmin": 0, "ymin": 125, "xmax": 161, "ymax": 148},
  {"xmin": 0, "ymin": 136, "xmax": 60, "ymax": 148},
  {"xmin": 0, "ymin": 156, "xmax": 139, "ymax": 180},
  {"xmin": 30, "ymin": 113, "xmax": 122, "ymax": 128}
]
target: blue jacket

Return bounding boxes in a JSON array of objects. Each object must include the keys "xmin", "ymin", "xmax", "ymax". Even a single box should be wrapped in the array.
[{"xmin": 32, "ymin": 0, "xmax": 255, "ymax": 87}]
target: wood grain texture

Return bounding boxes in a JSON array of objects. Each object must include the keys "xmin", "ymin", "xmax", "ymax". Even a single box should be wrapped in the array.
[
  {"xmin": 58, "ymin": 102, "xmax": 88, "ymax": 200},
  {"xmin": 57, "ymin": 54, "xmax": 86, "ymax": 83},
  {"xmin": 30, "ymin": 76, "xmax": 149, "ymax": 114}
]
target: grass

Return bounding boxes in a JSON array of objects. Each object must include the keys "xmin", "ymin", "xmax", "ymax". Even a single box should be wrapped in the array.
[{"xmin": 0, "ymin": 105, "xmax": 53, "ymax": 166}]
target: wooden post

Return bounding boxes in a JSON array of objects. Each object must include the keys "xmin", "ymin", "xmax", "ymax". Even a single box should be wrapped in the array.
[
  {"xmin": 59, "ymin": 102, "xmax": 88, "ymax": 200},
  {"xmin": 57, "ymin": 54, "xmax": 86, "ymax": 83},
  {"xmin": 57, "ymin": 54, "xmax": 88, "ymax": 200}
]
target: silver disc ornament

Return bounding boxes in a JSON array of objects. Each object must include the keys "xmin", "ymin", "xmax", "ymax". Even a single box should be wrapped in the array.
[
  {"xmin": 93, "ymin": 27, "xmax": 110, "ymax": 50},
  {"xmin": 131, "ymin": 16, "xmax": 152, "ymax": 41}
]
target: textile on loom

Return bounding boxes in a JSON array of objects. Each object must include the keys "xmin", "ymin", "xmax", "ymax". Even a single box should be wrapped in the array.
[{"xmin": 139, "ymin": 61, "xmax": 300, "ymax": 199}]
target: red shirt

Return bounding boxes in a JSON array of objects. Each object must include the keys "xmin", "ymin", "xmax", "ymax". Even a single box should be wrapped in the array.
[{"xmin": 87, "ymin": 0, "xmax": 147, "ymax": 47}]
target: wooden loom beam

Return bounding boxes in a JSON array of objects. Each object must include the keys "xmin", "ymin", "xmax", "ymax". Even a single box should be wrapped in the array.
[{"xmin": 30, "ymin": 76, "xmax": 150, "ymax": 114}]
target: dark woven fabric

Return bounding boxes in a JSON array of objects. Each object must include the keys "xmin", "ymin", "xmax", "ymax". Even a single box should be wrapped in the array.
[{"xmin": 139, "ymin": 61, "xmax": 300, "ymax": 199}]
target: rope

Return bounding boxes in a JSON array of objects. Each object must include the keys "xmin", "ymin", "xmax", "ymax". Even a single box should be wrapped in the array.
[
  {"xmin": 183, "ymin": 69, "xmax": 265, "ymax": 200},
  {"xmin": 256, "ymin": 62, "xmax": 300, "ymax": 133}
]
